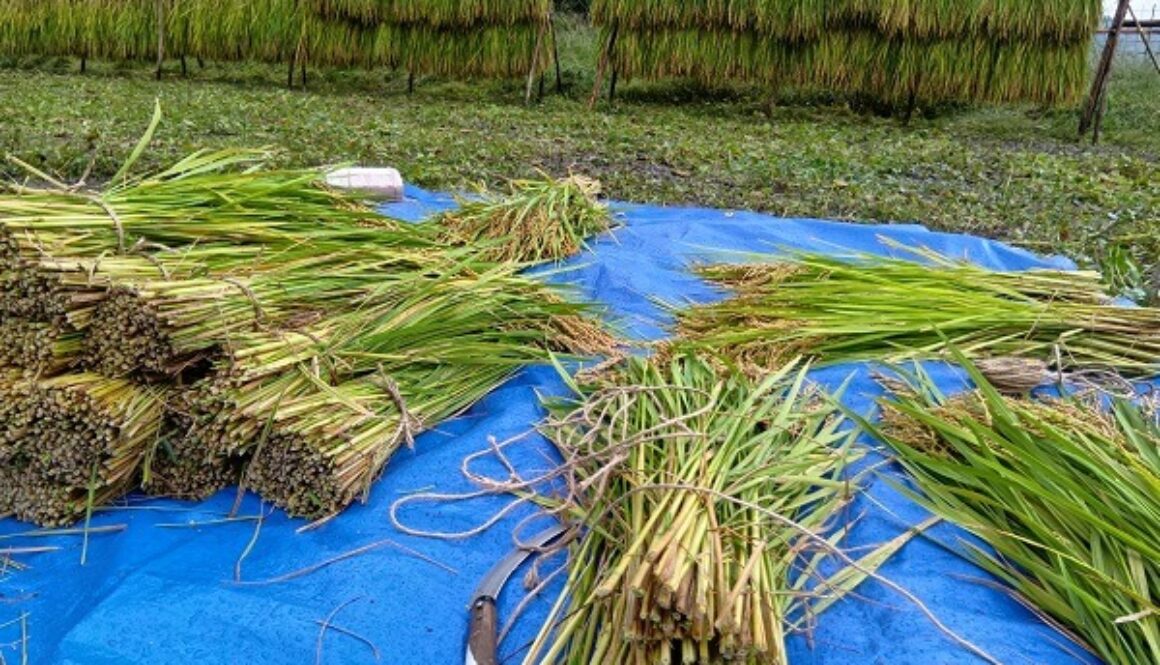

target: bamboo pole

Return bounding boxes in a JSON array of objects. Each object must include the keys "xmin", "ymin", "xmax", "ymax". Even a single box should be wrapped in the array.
[
  {"xmin": 589, "ymin": 22, "xmax": 619, "ymax": 109},
  {"xmin": 1079, "ymin": 0, "xmax": 1131, "ymax": 143},
  {"xmin": 549, "ymin": 15, "xmax": 563, "ymax": 94},
  {"xmin": 1127, "ymin": 6, "xmax": 1160, "ymax": 76},
  {"xmin": 525, "ymin": 20, "xmax": 547, "ymax": 104},
  {"xmin": 155, "ymin": 0, "xmax": 166, "ymax": 81}
]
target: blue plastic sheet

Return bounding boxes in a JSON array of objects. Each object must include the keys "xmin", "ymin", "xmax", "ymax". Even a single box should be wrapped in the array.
[{"xmin": 1, "ymin": 187, "xmax": 1098, "ymax": 665}]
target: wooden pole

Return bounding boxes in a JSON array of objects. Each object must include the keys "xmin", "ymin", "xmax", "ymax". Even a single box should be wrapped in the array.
[
  {"xmin": 155, "ymin": 0, "xmax": 166, "ymax": 81},
  {"xmin": 549, "ymin": 15, "xmax": 563, "ymax": 94},
  {"xmin": 1127, "ymin": 6, "xmax": 1160, "ymax": 76},
  {"xmin": 525, "ymin": 21, "xmax": 547, "ymax": 104},
  {"xmin": 589, "ymin": 22, "xmax": 619, "ymax": 109},
  {"xmin": 1079, "ymin": 0, "xmax": 1131, "ymax": 142}
]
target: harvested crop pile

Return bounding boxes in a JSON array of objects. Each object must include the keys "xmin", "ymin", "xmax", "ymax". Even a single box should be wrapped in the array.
[
  {"xmin": 526, "ymin": 353, "xmax": 864, "ymax": 664},
  {"xmin": 2, "ymin": 374, "xmax": 165, "ymax": 527},
  {"xmin": 436, "ymin": 175, "xmax": 613, "ymax": 264},
  {"xmin": 868, "ymin": 360, "xmax": 1160, "ymax": 665},
  {"xmin": 0, "ymin": 128, "xmax": 613, "ymax": 525},
  {"xmin": 671, "ymin": 247, "xmax": 1160, "ymax": 378}
]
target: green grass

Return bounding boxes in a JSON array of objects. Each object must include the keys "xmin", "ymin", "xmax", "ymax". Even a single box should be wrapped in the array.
[{"xmin": 0, "ymin": 19, "xmax": 1157, "ymax": 297}]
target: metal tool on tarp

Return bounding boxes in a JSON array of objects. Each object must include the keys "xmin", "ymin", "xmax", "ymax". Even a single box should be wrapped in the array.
[{"xmin": 465, "ymin": 524, "xmax": 568, "ymax": 665}]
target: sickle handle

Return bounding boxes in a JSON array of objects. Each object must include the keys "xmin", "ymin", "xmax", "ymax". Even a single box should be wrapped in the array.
[{"xmin": 466, "ymin": 597, "xmax": 498, "ymax": 665}]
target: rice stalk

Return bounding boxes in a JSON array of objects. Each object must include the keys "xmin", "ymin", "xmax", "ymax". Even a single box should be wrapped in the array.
[{"xmin": 866, "ymin": 359, "xmax": 1160, "ymax": 665}]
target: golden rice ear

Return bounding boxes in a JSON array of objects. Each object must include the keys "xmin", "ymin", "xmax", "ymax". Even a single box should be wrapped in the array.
[{"xmin": 435, "ymin": 174, "xmax": 613, "ymax": 264}]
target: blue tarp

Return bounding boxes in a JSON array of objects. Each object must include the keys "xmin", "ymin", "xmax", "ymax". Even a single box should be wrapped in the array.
[{"xmin": 1, "ymin": 187, "xmax": 1097, "ymax": 665}]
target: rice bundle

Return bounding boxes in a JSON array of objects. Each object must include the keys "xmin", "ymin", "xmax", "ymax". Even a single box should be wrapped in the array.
[
  {"xmin": 0, "ymin": 0, "xmax": 552, "ymax": 80},
  {"xmin": 142, "ymin": 383, "xmax": 245, "ymax": 501},
  {"xmin": 526, "ymin": 354, "xmax": 863, "ymax": 664},
  {"xmin": 0, "ymin": 140, "xmax": 614, "ymax": 525},
  {"xmin": 436, "ymin": 175, "xmax": 613, "ymax": 264},
  {"xmin": 592, "ymin": 0, "xmax": 1101, "ymax": 106},
  {"xmin": 0, "ymin": 318, "xmax": 81, "ymax": 378},
  {"xmin": 1, "ymin": 374, "xmax": 165, "ymax": 526},
  {"xmin": 671, "ymin": 249, "xmax": 1160, "ymax": 377},
  {"xmin": 868, "ymin": 361, "xmax": 1160, "ymax": 665},
  {"xmin": 309, "ymin": 0, "xmax": 549, "ymax": 28}
]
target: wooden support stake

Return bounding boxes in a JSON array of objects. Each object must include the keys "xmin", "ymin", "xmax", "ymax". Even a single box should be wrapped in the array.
[
  {"xmin": 549, "ymin": 15, "xmax": 563, "ymax": 94},
  {"xmin": 1127, "ymin": 6, "xmax": 1160, "ymax": 76},
  {"xmin": 407, "ymin": 70, "xmax": 415, "ymax": 95},
  {"xmin": 609, "ymin": 68, "xmax": 619, "ymax": 103},
  {"xmin": 154, "ymin": 0, "xmax": 165, "ymax": 81},
  {"xmin": 1080, "ymin": 0, "xmax": 1131, "ymax": 143},
  {"xmin": 589, "ymin": 22, "xmax": 619, "ymax": 109},
  {"xmin": 525, "ymin": 21, "xmax": 547, "ymax": 105}
]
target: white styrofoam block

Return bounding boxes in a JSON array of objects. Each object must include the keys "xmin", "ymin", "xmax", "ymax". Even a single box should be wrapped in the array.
[{"xmin": 325, "ymin": 167, "xmax": 405, "ymax": 201}]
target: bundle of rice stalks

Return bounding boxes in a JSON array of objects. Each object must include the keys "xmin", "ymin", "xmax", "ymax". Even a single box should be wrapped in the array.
[
  {"xmin": 1, "ymin": 127, "xmax": 614, "ymax": 525},
  {"xmin": 592, "ymin": 0, "xmax": 1100, "ymax": 43},
  {"xmin": 0, "ymin": 318, "xmax": 81, "ymax": 378},
  {"xmin": 867, "ymin": 360, "xmax": 1160, "ymax": 665},
  {"xmin": 141, "ymin": 381, "xmax": 246, "ymax": 501},
  {"xmin": 526, "ymin": 354, "xmax": 863, "ymax": 664},
  {"xmin": 672, "ymin": 249, "xmax": 1160, "ymax": 377},
  {"xmin": 0, "ymin": 0, "xmax": 552, "ymax": 80},
  {"xmin": 1, "ymin": 373, "xmax": 165, "ymax": 526},
  {"xmin": 2, "ymin": 254, "xmax": 197, "ymax": 332},
  {"xmin": 436, "ymin": 175, "xmax": 613, "ymax": 264},
  {"xmin": 591, "ymin": 0, "xmax": 1099, "ymax": 106},
  {"xmin": 219, "ymin": 272, "xmax": 614, "ymax": 517},
  {"xmin": 309, "ymin": 0, "xmax": 549, "ymax": 28},
  {"xmin": 1, "ymin": 149, "xmax": 417, "ymax": 251}
]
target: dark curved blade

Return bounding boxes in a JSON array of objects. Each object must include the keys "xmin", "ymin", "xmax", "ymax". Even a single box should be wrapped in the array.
[{"xmin": 470, "ymin": 523, "xmax": 567, "ymax": 604}]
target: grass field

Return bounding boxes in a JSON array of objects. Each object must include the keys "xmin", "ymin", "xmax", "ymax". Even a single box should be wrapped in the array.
[{"xmin": 1, "ymin": 18, "xmax": 1157, "ymax": 298}]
